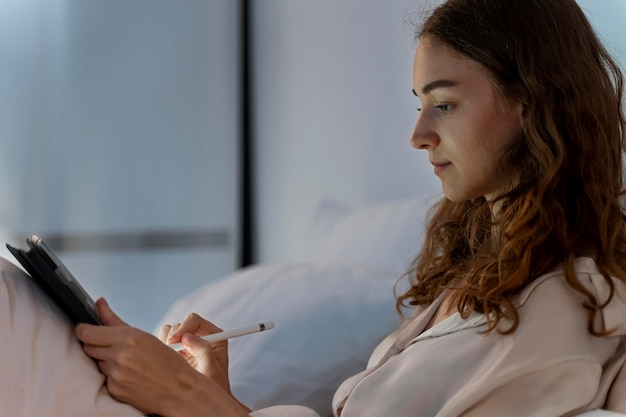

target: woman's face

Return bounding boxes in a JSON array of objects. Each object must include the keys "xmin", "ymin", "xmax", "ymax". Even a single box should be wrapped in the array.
[{"xmin": 410, "ymin": 37, "xmax": 524, "ymax": 202}]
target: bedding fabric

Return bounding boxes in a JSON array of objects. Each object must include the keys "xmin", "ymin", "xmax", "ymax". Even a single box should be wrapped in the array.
[
  {"xmin": 252, "ymin": 257, "xmax": 626, "ymax": 417},
  {"xmin": 155, "ymin": 261, "xmax": 402, "ymax": 416},
  {"xmin": 0, "ymin": 257, "xmax": 145, "ymax": 417},
  {"xmin": 307, "ymin": 196, "xmax": 432, "ymax": 274}
]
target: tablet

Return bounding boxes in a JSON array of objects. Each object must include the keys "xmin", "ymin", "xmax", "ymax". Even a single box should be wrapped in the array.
[{"xmin": 6, "ymin": 235, "xmax": 101, "ymax": 325}]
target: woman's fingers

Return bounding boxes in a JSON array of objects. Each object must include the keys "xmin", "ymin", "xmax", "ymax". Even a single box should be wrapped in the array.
[
  {"xmin": 76, "ymin": 321, "xmax": 133, "ymax": 347},
  {"xmin": 96, "ymin": 297, "xmax": 127, "ymax": 326},
  {"xmin": 166, "ymin": 313, "xmax": 223, "ymax": 343},
  {"xmin": 156, "ymin": 314, "xmax": 231, "ymax": 390},
  {"xmin": 181, "ymin": 332, "xmax": 212, "ymax": 354},
  {"xmin": 167, "ymin": 322, "xmax": 182, "ymax": 342},
  {"xmin": 159, "ymin": 324, "xmax": 172, "ymax": 343}
]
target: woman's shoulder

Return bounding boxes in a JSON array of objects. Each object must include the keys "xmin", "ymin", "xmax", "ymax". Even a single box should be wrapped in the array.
[
  {"xmin": 516, "ymin": 257, "xmax": 626, "ymax": 334},
  {"xmin": 518, "ymin": 257, "xmax": 623, "ymax": 298}
]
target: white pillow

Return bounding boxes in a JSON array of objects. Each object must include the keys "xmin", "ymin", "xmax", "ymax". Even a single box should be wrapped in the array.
[
  {"xmin": 154, "ymin": 261, "xmax": 402, "ymax": 416},
  {"xmin": 0, "ymin": 257, "xmax": 144, "ymax": 417},
  {"xmin": 305, "ymin": 198, "xmax": 352, "ymax": 254},
  {"xmin": 307, "ymin": 196, "xmax": 436, "ymax": 274}
]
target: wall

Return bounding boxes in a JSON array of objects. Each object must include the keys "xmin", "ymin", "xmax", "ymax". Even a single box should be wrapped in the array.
[
  {"xmin": 251, "ymin": 0, "xmax": 442, "ymax": 264},
  {"xmin": 0, "ymin": 0, "xmax": 241, "ymax": 331}
]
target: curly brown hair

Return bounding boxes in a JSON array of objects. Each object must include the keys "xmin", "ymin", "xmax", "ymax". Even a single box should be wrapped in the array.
[{"xmin": 397, "ymin": 0, "xmax": 626, "ymax": 334}]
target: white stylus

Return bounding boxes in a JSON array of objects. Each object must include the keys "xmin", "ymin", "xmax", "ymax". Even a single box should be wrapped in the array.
[{"xmin": 167, "ymin": 321, "xmax": 275, "ymax": 351}]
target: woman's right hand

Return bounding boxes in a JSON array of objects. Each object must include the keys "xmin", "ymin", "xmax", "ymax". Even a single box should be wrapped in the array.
[
  {"xmin": 78, "ymin": 300, "xmax": 250, "ymax": 417},
  {"xmin": 159, "ymin": 313, "xmax": 233, "ymax": 397}
]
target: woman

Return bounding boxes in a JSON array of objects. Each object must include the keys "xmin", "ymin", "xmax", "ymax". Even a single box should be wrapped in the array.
[{"xmin": 76, "ymin": 0, "xmax": 626, "ymax": 415}]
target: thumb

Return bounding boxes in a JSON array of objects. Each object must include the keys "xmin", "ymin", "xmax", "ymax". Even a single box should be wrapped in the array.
[
  {"xmin": 96, "ymin": 297, "xmax": 128, "ymax": 326},
  {"xmin": 181, "ymin": 332, "xmax": 212, "ymax": 357}
]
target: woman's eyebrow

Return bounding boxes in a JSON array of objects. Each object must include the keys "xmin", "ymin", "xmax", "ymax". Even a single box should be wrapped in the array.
[{"xmin": 413, "ymin": 79, "xmax": 459, "ymax": 96}]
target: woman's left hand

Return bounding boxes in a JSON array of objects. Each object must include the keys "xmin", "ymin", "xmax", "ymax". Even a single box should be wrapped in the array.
[{"xmin": 160, "ymin": 313, "xmax": 232, "ymax": 395}]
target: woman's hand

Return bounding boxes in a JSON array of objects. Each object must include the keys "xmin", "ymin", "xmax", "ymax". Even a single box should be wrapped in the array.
[
  {"xmin": 75, "ymin": 298, "xmax": 249, "ymax": 417},
  {"xmin": 159, "ymin": 313, "xmax": 232, "ymax": 397}
]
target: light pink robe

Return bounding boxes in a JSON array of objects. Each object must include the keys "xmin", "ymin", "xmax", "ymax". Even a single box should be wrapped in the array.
[{"xmin": 252, "ymin": 257, "xmax": 626, "ymax": 417}]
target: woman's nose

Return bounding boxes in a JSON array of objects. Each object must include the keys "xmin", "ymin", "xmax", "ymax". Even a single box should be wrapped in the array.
[{"xmin": 410, "ymin": 112, "xmax": 439, "ymax": 150}]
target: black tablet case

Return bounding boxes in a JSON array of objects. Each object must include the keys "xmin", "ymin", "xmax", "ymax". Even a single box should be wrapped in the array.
[{"xmin": 6, "ymin": 237, "xmax": 101, "ymax": 325}]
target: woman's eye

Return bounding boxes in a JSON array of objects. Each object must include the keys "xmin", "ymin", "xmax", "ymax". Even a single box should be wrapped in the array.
[{"xmin": 436, "ymin": 104, "xmax": 453, "ymax": 113}]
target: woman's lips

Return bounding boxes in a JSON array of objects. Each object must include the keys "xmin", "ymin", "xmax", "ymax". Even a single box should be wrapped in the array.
[{"xmin": 432, "ymin": 162, "xmax": 451, "ymax": 176}]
